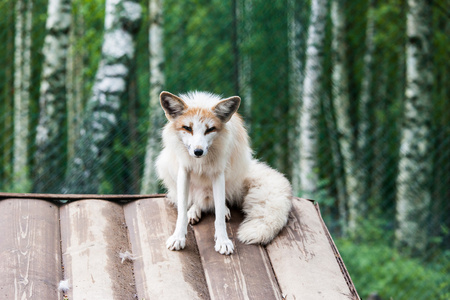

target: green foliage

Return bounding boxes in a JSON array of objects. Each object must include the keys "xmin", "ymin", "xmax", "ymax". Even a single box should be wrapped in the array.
[
  {"xmin": 164, "ymin": 0, "xmax": 235, "ymax": 94},
  {"xmin": 337, "ymin": 237, "xmax": 450, "ymax": 299},
  {"xmin": 3, "ymin": 169, "xmax": 32, "ymax": 193},
  {"xmin": 72, "ymin": 0, "xmax": 105, "ymax": 99},
  {"xmin": 336, "ymin": 206, "xmax": 450, "ymax": 299}
]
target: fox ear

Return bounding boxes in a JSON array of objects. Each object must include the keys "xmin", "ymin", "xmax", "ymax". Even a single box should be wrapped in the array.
[
  {"xmin": 213, "ymin": 96, "xmax": 241, "ymax": 123},
  {"xmin": 160, "ymin": 91, "xmax": 188, "ymax": 121}
]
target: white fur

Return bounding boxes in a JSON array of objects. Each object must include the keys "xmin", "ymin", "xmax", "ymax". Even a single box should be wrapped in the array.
[
  {"xmin": 119, "ymin": 250, "xmax": 136, "ymax": 263},
  {"xmin": 156, "ymin": 91, "xmax": 292, "ymax": 255},
  {"xmin": 58, "ymin": 279, "xmax": 70, "ymax": 293}
]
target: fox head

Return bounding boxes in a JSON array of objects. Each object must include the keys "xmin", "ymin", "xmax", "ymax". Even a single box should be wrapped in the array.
[{"xmin": 160, "ymin": 91, "xmax": 241, "ymax": 158}]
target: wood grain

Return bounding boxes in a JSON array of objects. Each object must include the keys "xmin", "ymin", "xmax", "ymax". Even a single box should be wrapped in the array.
[
  {"xmin": 60, "ymin": 200, "xmax": 136, "ymax": 300},
  {"xmin": 0, "ymin": 199, "xmax": 62, "ymax": 299},
  {"xmin": 266, "ymin": 198, "xmax": 355, "ymax": 299},
  {"xmin": 0, "ymin": 194, "xmax": 360, "ymax": 300},
  {"xmin": 193, "ymin": 208, "xmax": 282, "ymax": 300},
  {"xmin": 124, "ymin": 197, "xmax": 210, "ymax": 299}
]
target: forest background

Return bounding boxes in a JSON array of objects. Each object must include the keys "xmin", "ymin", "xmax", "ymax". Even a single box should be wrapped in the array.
[{"xmin": 0, "ymin": 0, "xmax": 449, "ymax": 298}]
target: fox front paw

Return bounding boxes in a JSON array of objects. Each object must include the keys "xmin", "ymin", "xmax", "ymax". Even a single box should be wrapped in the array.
[
  {"xmin": 166, "ymin": 234, "xmax": 186, "ymax": 251},
  {"xmin": 214, "ymin": 237, "xmax": 234, "ymax": 255}
]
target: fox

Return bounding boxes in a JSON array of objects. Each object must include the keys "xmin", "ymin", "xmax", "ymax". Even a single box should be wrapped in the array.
[{"xmin": 156, "ymin": 91, "xmax": 292, "ymax": 255}]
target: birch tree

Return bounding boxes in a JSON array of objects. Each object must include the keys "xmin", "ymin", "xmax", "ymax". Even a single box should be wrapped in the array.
[
  {"xmin": 396, "ymin": 0, "xmax": 432, "ymax": 253},
  {"xmin": 64, "ymin": 0, "xmax": 142, "ymax": 193},
  {"xmin": 323, "ymin": 0, "xmax": 351, "ymax": 227},
  {"xmin": 67, "ymin": 4, "xmax": 85, "ymax": 167},
  {"xmin": 331, "ymin": 0, "xmax": 354, "ymax": 232},
  {"xmin": 298, "ymin": 0, "xmax": 328, "ymax": 198},
  {"xmin": 13, "ymin": 0, "xmax": 33, "ymax": 191},
  {"xmin": 34, "ymin": 0, "xmax": 71, "ymax": 193},
  {"xmin": 288, "ymin": 0, "xmax": 306, "ymax": 194},
  {"xmin": 141, "ymin": 0, "xmax": 165, "ymax": 194}
]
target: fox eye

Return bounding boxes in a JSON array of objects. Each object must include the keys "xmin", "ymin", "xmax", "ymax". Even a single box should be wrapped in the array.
[
  {"xmin": 205, "ymin": 127, "xmax": 216, "ymax": 134},
  {"xmin": 182, "ymin": 125, "xmax": 192, "ymax": 133}
]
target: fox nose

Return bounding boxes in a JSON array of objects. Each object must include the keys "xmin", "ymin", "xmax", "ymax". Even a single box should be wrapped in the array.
[{"xmin": 194, "ymin": 148, "xmax": 204, "ymax": 157}]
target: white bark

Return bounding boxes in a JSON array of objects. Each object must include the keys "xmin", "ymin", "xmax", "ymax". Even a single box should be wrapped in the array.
[
  {"xmin": 64, "ymin": 0, "xmax": 142, "ymax": 193},
  {"xmin": 34, "ymin": 0, "xmax": 71, "ymax": 192},
  {"xmin": 67, "ymin": 8, "xmax": 85, "ymax": 165},
  {"xmin": 329, "ymin": 0, "xmax": 352, "ymax": 228},
  {"xmin": 288, "ymin": 0, "xmax": 305, "ymax": 194},
  {"xmin": 298, "ymin": 0, "xmax": 328, "ymax": 198},
  {"xmin": 141, "ymin": 0, "xmax": 165, "ymax": 194},
  {"xmin": 396, "ymin": 0, "xmax": 432, "ymax": 253},
  {"xmin": 331, "ymin": 0, "xmax": 355, "ymax": 232},
  {"xmin": 13, "ymin": 0, "xmax": 32, "ymax": 190}
]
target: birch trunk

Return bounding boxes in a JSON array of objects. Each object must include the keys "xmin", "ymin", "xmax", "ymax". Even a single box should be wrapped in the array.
[
  {"xmin": 288, "ymin": 0, "xmax": 306, "ymax": 195},
  {"xmin": 34, "ymin": 0, "xmax": 71, "ymax": 193},
  {"xmin": 67, "ymin": 6, "xmax": 85, "ymax": 167},
  {"xmin": 298, "ymin": 0, "xmax": 328, "ymax": 198},
  {"xmin": 13, "ymin": 0, "xmax": 32, "ymax": 191},
  {"xmin": 396, "ymin": 0, "xmax": 432, "ymax": 253},
  {"xmin": 236, "ymin": 0, "xmax": 252, "ymax": 131},
  {"xmin": 331, "ymin": 0, "xmax": 354, "ymax": 232},
  {"xmin": 141, "ymin": 0, "xmax": 165, "ymax": 194},
  {"xmin": 64, "ymin": 0, "xmax": 142, "ymax": 193}
]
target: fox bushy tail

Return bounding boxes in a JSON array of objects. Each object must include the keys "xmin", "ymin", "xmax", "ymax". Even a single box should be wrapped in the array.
[{"xmin": 237, "ymin": 161, "xmax": 293, "ymax": 244}]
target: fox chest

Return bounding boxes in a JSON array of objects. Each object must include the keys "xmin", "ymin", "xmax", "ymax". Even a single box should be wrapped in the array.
[{"xmin": 189, "ymin": 172, "xmax": 214, "ymax": 188}]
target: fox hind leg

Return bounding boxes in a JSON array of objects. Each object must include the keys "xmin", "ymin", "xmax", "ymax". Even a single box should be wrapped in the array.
[
  {"xmin": 225, "ymin": 205, "xmax": 231, "ymax": 221},
  {"xmin": 187, "ymin": 203, "xmax": 230, "ymax": 224},
  {"xmin": 187, "ymin": 204, "xmax": 202, "ymax": 224}
]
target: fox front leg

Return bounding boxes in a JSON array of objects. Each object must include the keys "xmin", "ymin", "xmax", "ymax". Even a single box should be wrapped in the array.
[
  {"xmin": 166, "ymin": 166, "xmax": 190, "ymax": 251},
  {"xmin": 212, "ymin": 172, "xmax": 234, "ymax": 255}
]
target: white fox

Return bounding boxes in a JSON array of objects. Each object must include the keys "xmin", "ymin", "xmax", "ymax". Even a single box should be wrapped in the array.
[{"xmin": 156, "ymin": 91, "xmax": 292, "ymax": 255}]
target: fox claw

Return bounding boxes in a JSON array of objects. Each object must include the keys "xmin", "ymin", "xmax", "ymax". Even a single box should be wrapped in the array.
[
  {"xmin": 166, "ymin": 234, "xmax": 186, "ymax": 251},
  {"xmin": 214, "ymin": 236, "xmax": 234, "ymax": 255}
]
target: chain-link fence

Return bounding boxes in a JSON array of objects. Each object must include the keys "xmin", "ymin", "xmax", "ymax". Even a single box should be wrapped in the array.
[{"xmin": 0, "ymin": 0, "xmax": 449, "ymax": 298}]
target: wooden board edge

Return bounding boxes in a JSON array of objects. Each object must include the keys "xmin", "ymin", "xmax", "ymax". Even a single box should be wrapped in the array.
[
  {"xmin": 0, "ymin": 192, "xmax": 166, "ymax": 201},
  {"xmin": 313, "ymin": 201, "xmax": 361, "ymax": 300}
]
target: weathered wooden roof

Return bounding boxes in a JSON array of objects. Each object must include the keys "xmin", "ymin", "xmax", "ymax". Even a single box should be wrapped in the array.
[{"xmin": 0, "ymin": 193, "xmax": 360, "ymax": 300}]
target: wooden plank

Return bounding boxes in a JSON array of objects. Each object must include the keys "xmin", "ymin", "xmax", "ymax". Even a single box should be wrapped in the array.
[
  {"xmin": 124, "ymin": 197, "xmax": 210, "ymax": 299},
  {"xmin": 60, "ymin": 200, "xmax": 136, "ymax": 300},
  {"xmin": 266, "ymin": 198, "xmax": 356, "ymax": 299},
  {"xmin": 193, "ymin": 208, "xmax": 282, "ymax": 300},
  {"xmin": 0, "ymin": 192, "xmax": 164, "ymax": 201},
  {"xmin": 0, "ymin": 199, "xmax": 62, "ymax": 299},
  {"xmin": 314, "ymin": 203, "xmax": 360, "ymax": 299}
]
